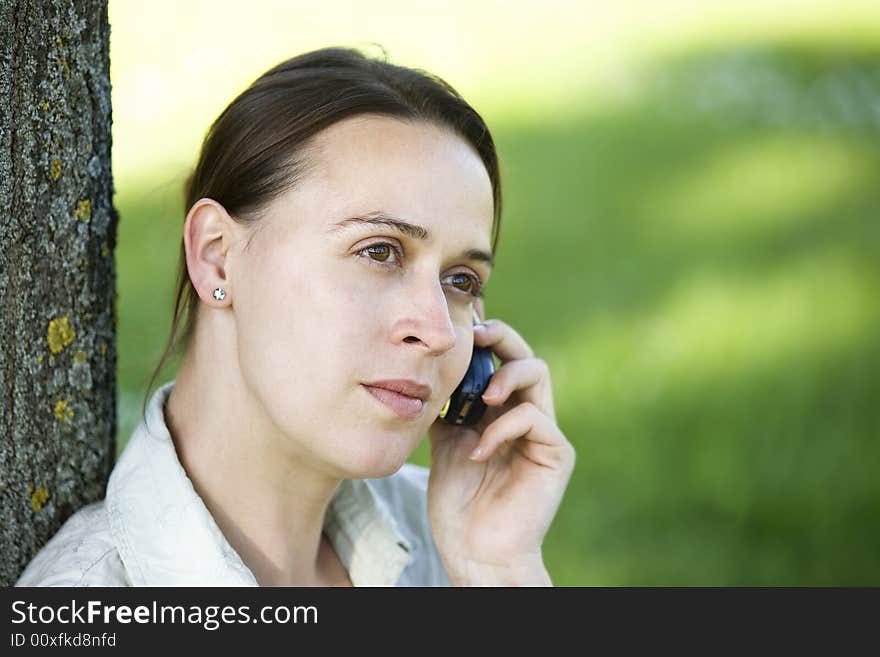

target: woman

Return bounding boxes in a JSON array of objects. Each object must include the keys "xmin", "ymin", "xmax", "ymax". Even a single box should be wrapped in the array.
[{"xmin": 16, "ymin": 46, "xmax": 575, "ymax": 587}]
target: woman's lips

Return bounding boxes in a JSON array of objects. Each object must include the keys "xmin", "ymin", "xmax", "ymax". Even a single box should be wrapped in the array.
[{"xmin": 363, "ymin": 385, "xmax": 426, "ymax": 420}]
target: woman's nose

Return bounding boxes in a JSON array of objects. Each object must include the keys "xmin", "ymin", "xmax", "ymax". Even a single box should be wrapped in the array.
[{"xmin": 396, "ymin": 280, "xmax": 457, "ymax": 354}]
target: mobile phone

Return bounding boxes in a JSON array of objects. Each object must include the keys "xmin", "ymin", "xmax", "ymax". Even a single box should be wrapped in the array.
[{"xmin": 437, "ymin": 311, "xmax": 495, "ymax": 426}]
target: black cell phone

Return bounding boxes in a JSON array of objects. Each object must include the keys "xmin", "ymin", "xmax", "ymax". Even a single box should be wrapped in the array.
[{"xmin": 437, "ymin": 311, "xmax": 495, "ymax": 426}]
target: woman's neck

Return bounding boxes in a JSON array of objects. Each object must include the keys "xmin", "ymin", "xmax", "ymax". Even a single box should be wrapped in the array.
[{"xmin": 163, "ymin": 329, "xmax": 348, "ymax": 586}]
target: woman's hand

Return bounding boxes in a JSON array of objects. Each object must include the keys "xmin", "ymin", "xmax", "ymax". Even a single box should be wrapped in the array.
[{"xmin": 426, "ymin": 301, "xmax": 576, "ymax": 586}]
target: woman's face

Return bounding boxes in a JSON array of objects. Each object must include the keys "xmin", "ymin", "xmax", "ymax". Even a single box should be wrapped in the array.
[{"xmin": 228, "ymin": 115, "xmax": 495, "ymax": 478}]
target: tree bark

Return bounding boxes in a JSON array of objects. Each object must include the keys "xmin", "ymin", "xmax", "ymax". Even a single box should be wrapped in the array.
[{"xmin": 0, "ymin": 0, "xmax": 116, "ymax": 586}]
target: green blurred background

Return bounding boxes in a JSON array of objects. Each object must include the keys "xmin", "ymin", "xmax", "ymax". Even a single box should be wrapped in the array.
[{"xmin": 110, "ymin": 1, "xmax": 880, "ymax": 585}]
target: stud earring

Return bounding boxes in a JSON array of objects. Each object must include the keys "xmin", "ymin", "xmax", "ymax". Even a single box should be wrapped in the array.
[{"xmin": 212, "ymin": 287, "xmax": 227, "ymax": 302}]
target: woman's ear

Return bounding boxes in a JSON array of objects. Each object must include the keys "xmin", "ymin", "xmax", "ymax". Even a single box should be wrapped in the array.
[{"xmin": 182, "ymin": 198, "xmax": 241, "ymax": 306}]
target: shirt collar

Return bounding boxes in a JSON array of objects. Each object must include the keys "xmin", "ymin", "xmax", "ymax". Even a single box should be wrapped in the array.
[{"xmin": 107, "ymin": 380, "xmax": 413, "ymax": 586}]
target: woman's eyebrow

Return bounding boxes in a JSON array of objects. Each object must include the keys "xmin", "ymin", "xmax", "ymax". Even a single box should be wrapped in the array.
[{"xmin": 327, "ymin": 211, "xmax": 494, "ymax": 269}]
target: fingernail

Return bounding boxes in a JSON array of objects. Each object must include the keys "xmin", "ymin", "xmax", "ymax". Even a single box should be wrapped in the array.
[
  {"xmin": 473, "ymin": 324, "xmax": 486, "ymax": 332},
  {"xmin": 483, "ymin": 384, "xmax": 499, "ymax": 398},
  {"xmin": 468, "ymin": 446, "xmax": 483, "ymax": 461}
]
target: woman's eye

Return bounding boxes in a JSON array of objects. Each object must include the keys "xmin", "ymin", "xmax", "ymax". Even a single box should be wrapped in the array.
[
  {"xmin": 443, "ymin": 272, "xmax": 484, "ymax": 299},
  {"xmin": 362, "ymin": 243, "xmax": 395, "ymax": 263},
  {"xmin": 358, "ymin": 242, "xmax": 399, "ymax": 264},
  {"xmin": 356, "ymin": 242, "xmax": 484, "ymax": 298}
]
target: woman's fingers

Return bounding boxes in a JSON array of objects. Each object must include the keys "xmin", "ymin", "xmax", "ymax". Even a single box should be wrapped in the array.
[
  {"xmin": 474, "ymin": 318, "xmax": 554, "ymax": 420},
  {"xmin": 469, "ymin": 402, "xmax": 574, "ymax": 471},
  {"xmin": 481, "ymin": 357, "xmax": 554, "ymax": 421},
  {"xmin": 473, "ymin": 318, "xmax": 534, "ymax": 363}
]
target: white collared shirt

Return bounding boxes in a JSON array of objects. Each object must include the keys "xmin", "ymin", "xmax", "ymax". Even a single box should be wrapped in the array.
[{"xmin": 16, "ymin": 381, "xmax": 450, "ymax": 587}]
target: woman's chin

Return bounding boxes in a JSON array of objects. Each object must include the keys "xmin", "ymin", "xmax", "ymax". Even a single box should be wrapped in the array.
[{"xmin": 335, "ymin": 434, "xmax": 416, "ymax": 479}]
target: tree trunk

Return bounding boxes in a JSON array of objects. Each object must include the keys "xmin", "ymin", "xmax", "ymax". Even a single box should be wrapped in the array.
[{"xmin": 0, "ymin": 0, "xmax": 116, "ymax": 586}]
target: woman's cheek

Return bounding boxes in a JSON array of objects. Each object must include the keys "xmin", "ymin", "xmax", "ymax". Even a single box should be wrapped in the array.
[{"xmin": 440, "ymin": 330, "xmax": 474, "ymax": 397}]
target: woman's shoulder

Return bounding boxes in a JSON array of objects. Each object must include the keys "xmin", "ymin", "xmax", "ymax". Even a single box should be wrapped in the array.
[{"xmin": 15, "ymin": 500, "xmax": 129, "ymax": 587}]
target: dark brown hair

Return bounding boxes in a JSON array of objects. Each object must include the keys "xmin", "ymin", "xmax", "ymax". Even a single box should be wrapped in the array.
[{"xmin": 141, "ymin": 44, "xmax": 504, "ymax": 424}]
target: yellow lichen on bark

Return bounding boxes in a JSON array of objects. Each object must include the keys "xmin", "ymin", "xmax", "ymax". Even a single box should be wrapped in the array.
[
  {"xmin": 73, "ymin": 199, "xmax": 91, "ymax": 221},
  {"xmin": 30, "ymin": 486, "xmax": 50, "ymax": 512},
  {"xmin": 53, "ymin": 399, "xmax": 74, "ymax": 423},
  {"xmin": 51, "ymin": 159, "xmax": 61, "ymax": 181},
  {"xmin": 47, "ymin": 316, "xmax": 76, "ymax": 354}
]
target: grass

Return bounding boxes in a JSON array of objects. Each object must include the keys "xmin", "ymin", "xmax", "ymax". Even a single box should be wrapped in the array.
[{"xmin": 113, "ymin": 42, "xmax": 880, "ymax": 585}]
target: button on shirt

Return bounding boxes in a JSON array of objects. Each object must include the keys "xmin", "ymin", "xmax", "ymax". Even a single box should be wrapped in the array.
[{"xmin": 16, "ymin": 381, "xmax": 451, "ymax": 587}]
